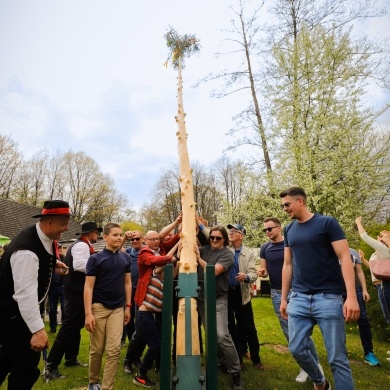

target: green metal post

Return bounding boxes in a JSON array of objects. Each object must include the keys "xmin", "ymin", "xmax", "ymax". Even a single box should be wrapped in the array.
[
  {"xmin": 175, "ymin": 270, "xmax": 203, "ymax": 389},
  {"xmin": 160, "ymin": 263, "xmax": 174, "ymax": 390},
  {"xmin": 205, "ymin": 264, "xmax": 218, "ymax": 390}
]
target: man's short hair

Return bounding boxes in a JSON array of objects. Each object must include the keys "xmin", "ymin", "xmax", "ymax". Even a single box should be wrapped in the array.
[
  {"xmin": 103, "ymin": 223, "xmax": 121, "ymax": 235},
  {"xmin": 279, "ymin": 187, "xmax": 307, "ymax": 201},
  {"xmin": 263, "ymin": 217, "xmax": 281, "ymax": 225}
]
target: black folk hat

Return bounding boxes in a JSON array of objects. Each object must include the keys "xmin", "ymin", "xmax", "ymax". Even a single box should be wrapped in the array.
[
  {"xmin": 76, "ymin": 222, "xmax": 103, "ymax": 235},
  {"xmin": 32, "ymin": 200, "xmax": 72, "ymax": 218}
]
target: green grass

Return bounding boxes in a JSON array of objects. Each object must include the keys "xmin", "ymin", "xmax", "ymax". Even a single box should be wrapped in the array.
[{"xmin": 1, "ymin": 297, "xmax": 390, "ymax": 389}]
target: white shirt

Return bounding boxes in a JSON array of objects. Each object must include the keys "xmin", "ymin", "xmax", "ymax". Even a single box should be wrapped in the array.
[
  {"xmin": 10, "ymin": 223, "xmax": 53, "ymax": 334},
  {"xmin": 72, "ymin": 240, "xmax": 92, "ymax": 272}
]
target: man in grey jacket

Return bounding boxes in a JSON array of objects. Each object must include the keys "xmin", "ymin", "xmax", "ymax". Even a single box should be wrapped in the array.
[{"xmin": 227, "ymin": 223, "xmax": 263, "ymax": 370}]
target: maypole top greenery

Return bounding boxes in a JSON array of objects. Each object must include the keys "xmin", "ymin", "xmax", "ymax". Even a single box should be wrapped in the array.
[{"xmin": 164, "ymin": 27, "xmax": 201, "ymax": 69}]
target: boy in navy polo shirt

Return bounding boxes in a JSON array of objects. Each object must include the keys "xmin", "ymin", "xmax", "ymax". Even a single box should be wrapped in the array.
[{"xmin": 84, "ymin": 223, "xmax": 131, "ymax": 390}]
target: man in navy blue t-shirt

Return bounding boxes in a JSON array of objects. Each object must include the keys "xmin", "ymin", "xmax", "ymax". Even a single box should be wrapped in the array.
[
  {"xmin": 279, "ymin": 187, "xmax": 359, "ymax": 390},
  {"xmin": 259, "ymin": 217, "xmax": 320, "ymax": 383}
]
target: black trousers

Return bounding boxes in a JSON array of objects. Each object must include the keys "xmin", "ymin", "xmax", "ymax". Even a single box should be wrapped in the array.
[
  {"xmin": 47, "ymin": 288, "xmax": 85, "ymax": 368},
  {"xmin": 124, "ymin": 287, "xmax": 137, "ymax": 342},
  {"xmin": 125, "ymin": 303, "xmax": 147, "ymax": 365},
  {"xmin": 227, "ymin": 286, "xmax": 261, "ymax": 364},
  {"xmin": 0, "ymin": 315, "xmax": 41, "ymax": 390}
]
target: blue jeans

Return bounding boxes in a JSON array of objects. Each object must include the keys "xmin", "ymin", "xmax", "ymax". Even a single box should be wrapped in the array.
[
  {"xmin": 378, "ymin": 282, "xmax": 390, "ymax": 325},
  {"xmin": 48, "ymin": 285, "xmax": 64, "ymax": 331},
  {"xmin": 271, "ymin": 289, "xmax": 290, "ymax": 340},
  {"xmin": 271, "ymin": 289, "xmax": 320, "ymax": 363},
  {"xmin": 288, "ymin": 292, "xmax": 355, "ymax": 389}
]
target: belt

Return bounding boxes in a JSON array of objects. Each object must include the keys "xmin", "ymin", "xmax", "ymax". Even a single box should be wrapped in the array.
[{"xmin": 373, "ymin": 281, "xmax": 382, "ymax": 286}]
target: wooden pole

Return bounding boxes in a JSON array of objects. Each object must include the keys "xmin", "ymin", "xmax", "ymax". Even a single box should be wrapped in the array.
[{"xmin": 174, "ymin": 57, "xmax": 202, "ymax": 388}]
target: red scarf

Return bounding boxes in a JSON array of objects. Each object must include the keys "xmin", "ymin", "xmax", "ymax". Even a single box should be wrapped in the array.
[
  {"xmin": 53, "ymin": 240, "xmax": 60, "ymax": 259},
  {"xmin": 80, "ymin": 236, "xmax": 95, "ymax": 254}
]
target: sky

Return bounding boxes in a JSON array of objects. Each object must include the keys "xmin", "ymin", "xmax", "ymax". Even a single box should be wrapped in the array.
[{"xmin": 1, "ymin": 0, "xmax": 389, "ymax": 211}]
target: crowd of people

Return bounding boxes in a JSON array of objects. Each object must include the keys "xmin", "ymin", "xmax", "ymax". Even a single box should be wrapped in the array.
[{"xmin": 0, "ymin": 187, "xmax": 389, "ymax": 390}]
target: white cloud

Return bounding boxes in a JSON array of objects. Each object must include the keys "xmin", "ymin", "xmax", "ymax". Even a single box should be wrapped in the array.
[{"xmin": 0, "ymin": 0, "xmax": 389, "ymax": 210}]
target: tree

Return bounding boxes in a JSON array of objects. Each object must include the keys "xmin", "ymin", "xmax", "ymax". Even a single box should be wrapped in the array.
[
  {"xmin": 198, "ymin": 0, "xmax": 274, "ymax": 189},
  {"xmin": 268, "ymin": 22, "xmax": 390, "ymax": 235},
  {"xmin": 82, "ymin": 174, "xmax": 128, "ymax": 226},
  {"xmin": 0, "ymin": 135, "xmax": 131, "ymax": 226},
  {"xmin": 269, "ymin": 0, "xmax": 387, "ymax": 40},
  {"xmin": 0, "ymin": 135, "xmax": 21, "ymax": 199},
  {"xmin": 140, "ymin": 162, "xmax": 222, "ymax": 230},
  {"xmin": 46, "ymin": 150, "xmax": 67, "ymax": 200},
  {"xmin": 13, "ymin": 149, "xmax": 49, "ymax": 206},
  {"xmin": 266, "ymin": 0, "xmax": 389, "ymax": 173}
]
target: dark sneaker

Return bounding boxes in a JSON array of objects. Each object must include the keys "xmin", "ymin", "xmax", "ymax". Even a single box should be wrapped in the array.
[
  {"xmin": 65, "ymin": 360, "xmax": 88, "ymax": 367},
  {"xmin": 123, "ymin": 363, "xmax": 134, "ymax": 374},
  {"xmin": 314, "ymin": 380, "xmax": 331, "ymax": 390},
  {"xmin": 133, "ymin": 375, "xmax": 156, "ymax": 387},
  {"xmin": 231, "ymin": 372, "xmax": 244, "ymax": 390},
  {"xmin": 88, "ymin": 383, "xmax": 101, "ymax": 390},
  {"xmin": 218, "ymin": 363, "xmax": 228, "ymax": 373},
  {"xmin": 46, "ymin": 368, "xmax": 65, "ymax": 381},
  {"xmin": 253, "ymin": 363, "xmax": 264, "ymax": 370}
]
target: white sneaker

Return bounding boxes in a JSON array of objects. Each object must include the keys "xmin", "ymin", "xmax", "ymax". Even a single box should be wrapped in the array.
[{"xmin": 295, "ymin": 368, "xmax": 309, "ymax": 383}]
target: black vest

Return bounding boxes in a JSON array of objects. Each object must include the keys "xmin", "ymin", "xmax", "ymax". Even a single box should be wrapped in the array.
[
  {"xmin": 0, "ymin": 224, "xmax": 55, "ymax": 319},
  {"xmin": 63, "ymin": 238, "xmax": 92, "ymax": 293}
]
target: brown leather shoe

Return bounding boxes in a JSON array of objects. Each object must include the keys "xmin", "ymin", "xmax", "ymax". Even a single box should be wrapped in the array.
[
  {"xmin": 242, "ymin": 352, "xmax": 251, "ymax": 360},
  {"xmin": 253, "ymin": 363, "xmax": 265, "ymax": 370}
]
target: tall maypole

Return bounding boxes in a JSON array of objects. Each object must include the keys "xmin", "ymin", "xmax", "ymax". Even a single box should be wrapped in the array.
[{"xmin": 164, "ymin": 27, "xmax": 203, "ymax": 389}]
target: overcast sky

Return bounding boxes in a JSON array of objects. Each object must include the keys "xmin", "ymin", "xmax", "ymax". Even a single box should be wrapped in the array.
[{"xmin": 1, "ymin": 0, "xmax": 389, "ymax": 210}]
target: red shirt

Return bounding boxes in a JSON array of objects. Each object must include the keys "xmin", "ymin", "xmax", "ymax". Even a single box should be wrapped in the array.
[{"xmin": 134, "ymin": 234, "xmax": 179, "ymax": 307}]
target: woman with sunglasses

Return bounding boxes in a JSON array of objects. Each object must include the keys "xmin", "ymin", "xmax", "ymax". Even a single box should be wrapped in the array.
[{"xmin": 195, "ymin": 225, "xmax": 244, "ymax": 390}]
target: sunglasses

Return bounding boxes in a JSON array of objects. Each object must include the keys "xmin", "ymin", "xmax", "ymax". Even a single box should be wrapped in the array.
[
  {"xmin": 280, "ymin": 198, "xmax": 300, "ymax": 209},
  {"xmin": 210, "ymin": 235, "xmax": 223, "ymax": 241},
  {"xmin": 130, "ymin": 237, "xmax": 141, "ymax": 242},
  {"xmin": 262, "ymin": 226, "xmax": 279, "ymax": 233}
]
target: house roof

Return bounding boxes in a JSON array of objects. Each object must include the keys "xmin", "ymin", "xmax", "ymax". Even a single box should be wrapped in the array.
[{"xmin": 0, "ymin": 198, "xmax": 80, "ymax": 243}]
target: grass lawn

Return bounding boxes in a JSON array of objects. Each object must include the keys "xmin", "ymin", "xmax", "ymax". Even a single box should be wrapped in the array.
[{"xmin": 1, "ymin": 297, "xmax": 390, "ymax": 389}]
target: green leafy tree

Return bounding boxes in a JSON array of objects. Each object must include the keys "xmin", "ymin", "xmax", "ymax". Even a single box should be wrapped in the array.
[{"xmin": 268, "ymin": 23, "xmax": 390, "ymax": 236}]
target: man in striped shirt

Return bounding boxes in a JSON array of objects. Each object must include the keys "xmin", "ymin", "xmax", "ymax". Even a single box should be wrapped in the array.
[{"xmin": 132, "ymin": 228, "xmax": 179, "ymax": 388}]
